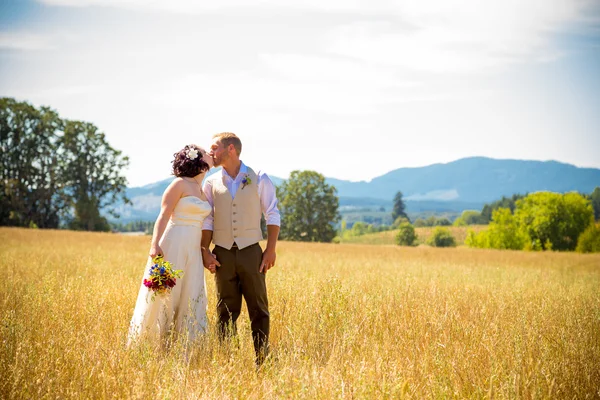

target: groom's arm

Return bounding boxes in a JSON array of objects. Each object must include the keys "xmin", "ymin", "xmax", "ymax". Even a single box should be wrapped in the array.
[
  {"xmin": 260, "ymin": 225, "xmax": 280, "ymax": 274},
  {"xmin": 258, "ymin": 172, "xmax": 281, "ymax": 274}
]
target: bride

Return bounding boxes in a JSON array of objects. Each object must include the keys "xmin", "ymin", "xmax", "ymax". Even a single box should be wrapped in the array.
[{"xmin": 127, "ymin": 144, "xmax": 215, "ymax": 345}]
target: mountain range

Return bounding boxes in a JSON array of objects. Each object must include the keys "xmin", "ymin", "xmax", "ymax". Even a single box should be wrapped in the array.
[{"xmin": 112, "ymin": 157, "xmax": 600, "ymax": 222}]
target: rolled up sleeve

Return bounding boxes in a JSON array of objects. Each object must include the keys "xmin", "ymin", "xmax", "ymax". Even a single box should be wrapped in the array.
[{"xmin": 258, "ymin": 173, "xmax": 280, "ymax": 226}]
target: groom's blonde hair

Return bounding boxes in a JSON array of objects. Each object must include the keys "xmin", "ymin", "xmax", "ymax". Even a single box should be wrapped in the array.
[{"xmin": 213, "ymin": 132, "xmax": 242, "ymax": 156}]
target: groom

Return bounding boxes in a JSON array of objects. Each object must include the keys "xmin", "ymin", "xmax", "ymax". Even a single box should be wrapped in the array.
[{"xmin": 201, "ymin": 132, "xmax": 280, "ymax": 365}]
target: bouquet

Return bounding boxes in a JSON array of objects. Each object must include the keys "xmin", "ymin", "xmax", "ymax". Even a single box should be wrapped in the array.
[{"xmin": 143, "ymin": 255, "xmax": 183, "ymax": 300}]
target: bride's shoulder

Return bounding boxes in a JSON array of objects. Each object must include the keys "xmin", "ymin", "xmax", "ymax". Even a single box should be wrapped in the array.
[
  {"xmin": 164, "ymin": 177, "xmax": 187, "ymax": 193},
  {"xmin": 169, "ymin": 177, "xmax": 186, "ymax": 186}
]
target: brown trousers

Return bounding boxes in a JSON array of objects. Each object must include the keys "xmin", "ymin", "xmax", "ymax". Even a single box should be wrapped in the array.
[{"xmin": 213, "ymin": 243, "xmax": 269, "ymax": 360}]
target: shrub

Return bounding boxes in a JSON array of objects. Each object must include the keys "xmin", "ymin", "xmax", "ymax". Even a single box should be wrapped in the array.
[
  {"xmin": 392, "ymin": 216, "xmax": 410, "ymax": 228},
  {"xmin": 466, "ymin": 208, "xmax": 527, "ymax": 250},
  {"xmin": 465, "ymin": 229, "xmax": 489, "ymax": 248},
  {"xmin": 453, "ymin": 217, "xmax": 467, "ymax": 227},
  {"xmin": 413, "ymin": 218, "xmax": 427, "ymax": 227},
  {"xmin": 576, "ymin": 224, "xmax": 600, "ymax": 253},
  {"xmin": 396, "ymin": 223, "xmax": 417, "ymax": 246},
  {"xmin": 427, "ymin": 227, "xmax": 456, "ymax": 247},
  {"xmin": 434, "ymin": 218, "xmax": 452, "ymax": 226}
]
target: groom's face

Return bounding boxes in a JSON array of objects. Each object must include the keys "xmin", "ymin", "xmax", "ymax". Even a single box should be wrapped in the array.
[{"xmin": 209, "ymin": 139, "xmax": 227, "ymax": 167}]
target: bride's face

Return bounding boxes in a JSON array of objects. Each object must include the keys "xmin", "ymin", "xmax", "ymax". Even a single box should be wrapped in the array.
[{"xmin": 201, "ymin": 149, "xmax": 214, "ymax": 168}]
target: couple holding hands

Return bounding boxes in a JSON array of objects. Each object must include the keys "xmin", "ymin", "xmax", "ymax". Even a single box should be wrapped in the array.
[{"xmin": 128, "ymin": 132, "xmax": 280, "ymax": 365}]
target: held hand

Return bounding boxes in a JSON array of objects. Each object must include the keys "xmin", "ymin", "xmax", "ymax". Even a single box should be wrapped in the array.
[
  {"xmin": 202, "ymin": 247, "xmax": 220, "ymax": 274},
  {"xmin": 260, "ymin": 248, "xmax": 276, "ymax": 274},
  {"xmin": 149, "ymin": 244, "xmax": 164, "ymax": 259}
]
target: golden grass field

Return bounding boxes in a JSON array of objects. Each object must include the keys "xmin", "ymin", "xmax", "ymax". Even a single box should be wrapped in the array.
[{"xmin": 1, "ymin": 227, "xmax": 599, "ymax": 399}]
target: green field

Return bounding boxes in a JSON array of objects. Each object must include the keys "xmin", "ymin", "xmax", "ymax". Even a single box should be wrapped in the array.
[{"xmin": 1, "ymin": 227, "xmax": 599, "ymax": 399}]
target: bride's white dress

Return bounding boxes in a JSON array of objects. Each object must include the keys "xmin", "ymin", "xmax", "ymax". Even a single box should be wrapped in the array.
[{"xmin": 128, "ymin": 196, "xmax": 211, "ymax": 344}]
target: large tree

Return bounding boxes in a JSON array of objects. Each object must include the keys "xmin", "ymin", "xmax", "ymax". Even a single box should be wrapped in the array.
[
  {"xmin": 514, "ymin": 192, "xmax": 593, "ymax": 251},
  {"xmin": 0, "ymin": 98, "xmax": 67, "ymax": 228},
  {"xmin": 392, "ymin": 191, "xmax": 409, "ymax": 223},
  {"xmin": 59, "ymin": 120, "xmax": 130, "ymax": 231},
  {"xmin": 277, "ymin": 170, "xmax": 340, "ymax": 242}
]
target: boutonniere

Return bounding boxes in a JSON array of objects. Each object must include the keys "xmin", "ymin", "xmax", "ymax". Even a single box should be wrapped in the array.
[{"xmin": 241, "ymin": 174, "xmax": 252, "ymax": 190}]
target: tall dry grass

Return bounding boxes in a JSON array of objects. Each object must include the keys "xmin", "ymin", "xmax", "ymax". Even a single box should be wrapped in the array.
[{"xmin": 1, "ymin": 227, "xmax": 599, "ymax": 399}]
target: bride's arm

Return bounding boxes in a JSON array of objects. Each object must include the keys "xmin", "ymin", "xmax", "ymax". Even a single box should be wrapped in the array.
[{"xmin": 149, "ymin": 179, "xmax": 183, "ymax": 258}]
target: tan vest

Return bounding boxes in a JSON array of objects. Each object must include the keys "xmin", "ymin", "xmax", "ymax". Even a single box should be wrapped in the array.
[{"xmin": 209, "ymin": 167, "xmax": 263, "ymax": 250}]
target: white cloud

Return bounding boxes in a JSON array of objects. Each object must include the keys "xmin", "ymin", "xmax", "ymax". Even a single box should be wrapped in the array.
[
  {"xmin": 0, "ymin": 33, "xmax": 55, "ymax": 51},
  {"xmin": 325, "ymin": 0, "xmax": 596, "ymax": 73},
  {"xmin": 259, "ymin": 53, "xmax": 420, "ymax": 87},
  {"xmin": 34, "ymin": 0, "xmax": 597, "ymax": 75}
]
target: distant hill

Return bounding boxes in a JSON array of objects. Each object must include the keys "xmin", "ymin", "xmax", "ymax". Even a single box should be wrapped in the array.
[
  {"xmin": 328, "ymin": 157, "xmax": 600, "ymax": 202},
  {"xmin": 110, "ymin": 157, "xmax": 600, "ymax": 222}
]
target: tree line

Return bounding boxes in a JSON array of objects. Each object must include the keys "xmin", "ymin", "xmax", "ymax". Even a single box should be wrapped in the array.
[
  {"xmin": 1, "ymin": 98, "xmax": 129, "ymax": 231},
  {"xmin": 465, "ymin": 191, "xmax": 599, "ymax": 252}
]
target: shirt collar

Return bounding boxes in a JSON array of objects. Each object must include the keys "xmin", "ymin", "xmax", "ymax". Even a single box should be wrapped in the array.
[{"xmin": 221, "ymin": 161, "xmax": 247, "ymax": 181}]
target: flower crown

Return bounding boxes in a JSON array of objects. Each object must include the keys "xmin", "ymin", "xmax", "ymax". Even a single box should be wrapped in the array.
[{"xmin": 186, "ymin": 148, "xmax": 199, "ymax": 160}]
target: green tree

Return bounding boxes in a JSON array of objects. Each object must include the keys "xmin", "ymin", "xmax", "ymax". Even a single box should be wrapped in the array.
[
  {"xmin": 590, "ymin": 187, "xmax": 600, "ymax": 221},
  {"xmin": 0, "ymin": 98, "xmax": 67, "ymax": 228},
  {"xmin": 392, "ymin": 191, "xmax": 409, "ymax": 222},
  {"xmin": 396, "ymin": 222, "xmax": 417, "ymax": 246},
  {"xmin": 351, "ymin": 221, "xmax": 368, "ymax": 236},
  {"xmin": 480, "ymin": 194, "xmax": 525, "ymax": 224},
  {"xmin": 460, "ymin": 210, "xmax": 483, "ymax": 225},
  {"xmin": 60, "ymin": 121, "xmax": 130, "ymax": 231},
  {"xmin": 576, "ymin": 223, "xmax": 600, "ymax": 253},
  {"xmin": 277, "ymin": 170, "xmax": 340, "ymax": 242},
  {"xmin": 483, "ymin": 208, "xmax": 527, "ymax": 250},
  {"xmin": 514, "ymin": 192, "xmax": 593, "ymax": 251}
]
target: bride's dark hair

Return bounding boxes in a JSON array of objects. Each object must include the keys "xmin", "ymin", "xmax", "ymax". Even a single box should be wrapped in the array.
[{"xmin": 172, "ymin": 144, "xmax": 210, "ymax": 177}]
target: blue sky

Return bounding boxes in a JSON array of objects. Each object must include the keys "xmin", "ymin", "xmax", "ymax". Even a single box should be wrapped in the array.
[{"xmin": 1, "ymin": 0, "xmax": 599, "ymax": 187}]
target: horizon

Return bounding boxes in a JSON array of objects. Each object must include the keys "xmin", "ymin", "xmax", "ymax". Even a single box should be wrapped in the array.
[
  {"xmin": 131, "ymin": 155, "xmax": 600, "ymax": 188},
  {"xmin": 1, "ymin": 0, "xmax": 600, "ymax": 187}
]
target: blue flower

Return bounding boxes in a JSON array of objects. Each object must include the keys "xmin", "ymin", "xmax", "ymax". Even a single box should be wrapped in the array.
[{"xmin": 241, "ymin": 174, "xmax": 252, "ymax": 189}]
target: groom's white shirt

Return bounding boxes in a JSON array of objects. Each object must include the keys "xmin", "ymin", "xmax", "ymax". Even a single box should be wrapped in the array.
[{"xmin": 202, "ymin": 161, "xmax": 280, "ymax": 231}]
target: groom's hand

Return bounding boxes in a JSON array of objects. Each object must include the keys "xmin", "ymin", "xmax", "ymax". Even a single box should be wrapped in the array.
[
  {"xmin": 260, "ymin": 248, "xmax": 276, "ymax": 274},
  {"xmin": 201, "ymin": 247, "xmax": 220, "ymax": 274}
]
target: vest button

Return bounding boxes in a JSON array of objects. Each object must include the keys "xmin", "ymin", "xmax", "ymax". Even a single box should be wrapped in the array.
[{"xmin": 233, "ymin": 220, "xmax": 237, "ymax": 223}]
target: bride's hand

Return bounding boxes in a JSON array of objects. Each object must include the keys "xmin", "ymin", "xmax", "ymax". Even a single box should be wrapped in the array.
[
  {"xmin": 149, "ymin": 244, "xmax": 164, "ymax": 259},
  {"xmin": 202, "ymin": 247, "xmax": 220, "ymax": 274}
]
